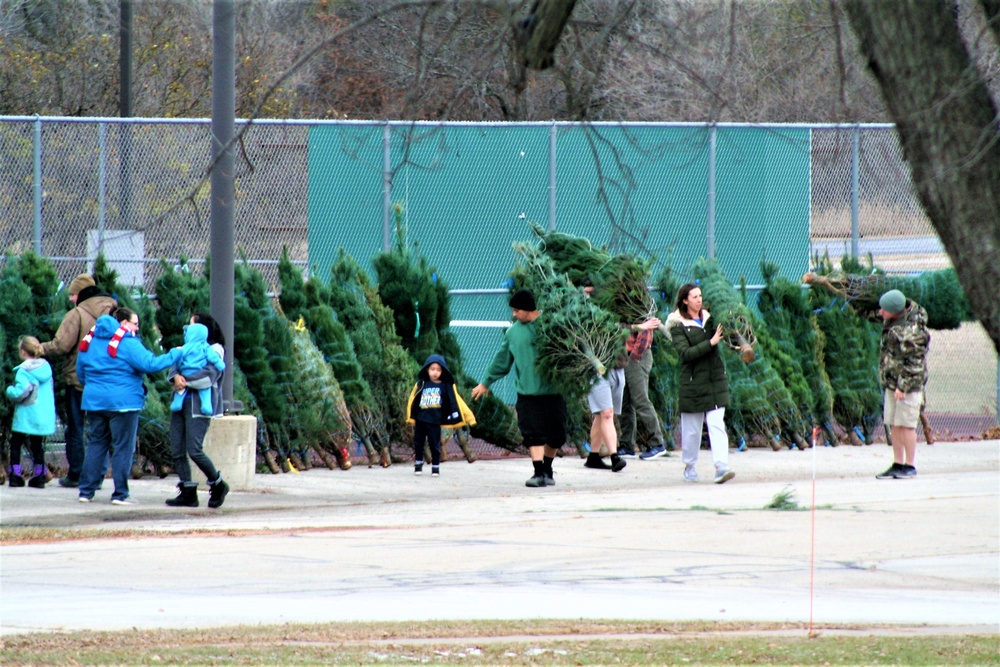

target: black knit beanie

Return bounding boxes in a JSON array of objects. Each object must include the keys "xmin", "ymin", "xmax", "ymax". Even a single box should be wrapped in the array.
[{"xmin": 508, "ymin": 289, "xmax": 536, "ymax": 311}]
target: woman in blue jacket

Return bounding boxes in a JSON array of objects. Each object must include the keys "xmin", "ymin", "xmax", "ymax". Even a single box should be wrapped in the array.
[
  {"xmin": 5, "ymin": 336, "xmax": 57, "ymax": 487},
  {"xmin": 76, "ymin": 308, "xmax": 180, "ymax": 505}
]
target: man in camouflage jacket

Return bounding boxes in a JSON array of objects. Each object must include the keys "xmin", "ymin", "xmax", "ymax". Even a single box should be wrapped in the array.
[{"xmin": 875, "ymin": 289, "xmax": 930, "ymax": 480}]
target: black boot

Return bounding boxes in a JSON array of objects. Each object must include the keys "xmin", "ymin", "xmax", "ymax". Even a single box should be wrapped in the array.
[
  {"xmin": 165, "ymin": 482, "xmax": 199, "ymax": 507},
  {"xmin": 584, "ymin": 452, "xmax": 611, "ymax": 470},
  {"xmin": 208, "ymin": 475, "xmax": 229, "ymax": 508}
]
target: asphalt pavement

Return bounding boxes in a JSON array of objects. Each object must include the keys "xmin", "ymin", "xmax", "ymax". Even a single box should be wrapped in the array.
[{"xmin": 1, "ymin": 439, "xmax": 997, "ymax": 636}]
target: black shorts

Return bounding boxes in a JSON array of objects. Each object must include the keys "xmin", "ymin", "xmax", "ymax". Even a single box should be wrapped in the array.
[{"xmin": 515, "ymin": 393, "xmax": 567, "ymax": 449}]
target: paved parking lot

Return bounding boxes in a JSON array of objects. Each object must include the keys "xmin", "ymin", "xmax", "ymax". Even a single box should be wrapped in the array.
[{"xmin": 1, "ymin": 439, "xmax": 997, "ymax": 635}]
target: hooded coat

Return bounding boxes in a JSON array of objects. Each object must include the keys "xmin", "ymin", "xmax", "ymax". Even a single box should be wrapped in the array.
[
  {"xmin": 76, "ymin": 314, "xmax": 180, "ymax": 412},
  {"xmin": 666, "ymin": 309, "xmax": 730, "ymax": 413},
  {"xmin": 41, "ymin": 289, "xmax": 118, "ymax": 390},
  {"xmin": 405, "ymin": 354, "xmax": 477, "ymax": 427},
  {"xmin": 6, "ymin": 357, "xmax": 56, "ymax": 435}
]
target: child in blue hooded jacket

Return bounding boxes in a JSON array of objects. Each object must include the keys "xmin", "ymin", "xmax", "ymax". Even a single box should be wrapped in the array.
[
  {"xmin": 5, "ymin": 336, "xmax": 57, "ymax": 488},
  {"xmin": 169, "ymin": 322, "xmax": 226, "ymax": 415},
  {"xmin": 405, "ymin": 354, "xmax": 475, "ymax": 476}
]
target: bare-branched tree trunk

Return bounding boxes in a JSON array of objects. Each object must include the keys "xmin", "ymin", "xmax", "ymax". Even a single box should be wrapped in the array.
[{"xmin": 844, "ymin": 0, "xmax": 1000, "ymax": 353}]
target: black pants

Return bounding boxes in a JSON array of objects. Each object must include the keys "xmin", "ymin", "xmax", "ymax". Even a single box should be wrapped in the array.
[
  {"xmin": 169, "ymin": 393, "xmax": 220, "ymax": 484},
  {"xmin": 413, "ymin": 420, "xmax": 442, "ymax": 466},
  {"xmin": 10, "ymin": 432, "xmax": 45, "ymax": 468}
]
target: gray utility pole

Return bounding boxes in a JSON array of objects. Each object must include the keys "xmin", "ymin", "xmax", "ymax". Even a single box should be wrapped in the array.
[
  {"xmin": 210, "ymin": 0, "xmax": 236, "ymax": 406},
  {"xmin": 119, "ymin": 0, "xmax": 133, "ymax": 230}
]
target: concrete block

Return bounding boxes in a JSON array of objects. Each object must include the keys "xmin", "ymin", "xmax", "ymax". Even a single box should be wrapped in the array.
[{"xmin": 192, "ymin": 415, "xmax": 257, "ymax": 490}]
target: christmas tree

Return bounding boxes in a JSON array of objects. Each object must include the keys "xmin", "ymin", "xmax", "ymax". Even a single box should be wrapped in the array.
[
  {"xmin": 373, "ymin": 204, "xmax": 440, "ymax": 363},
  {"xmin": 758, "ymin": 261, "xmax": 837, "ymax": 446},
  {"xmin": 278, "ymin": 250, "xmax": 355, "ymax": 470},
  {"xmin": 807, "ymin": 254, "xmax": 884, "ymax": 444},
  {"xmin": 692, "ymin": 257, "xmax": 809, "ymax": 449}
]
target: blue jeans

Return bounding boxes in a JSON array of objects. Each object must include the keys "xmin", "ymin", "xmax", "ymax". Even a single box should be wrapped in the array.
[
  {"xmin": 63, "ymin": 386, "xmax": 86, "ymax": 479},
  {"xmin": 79, "ymin": 410, "xmax": 140, "ymax": 501}
]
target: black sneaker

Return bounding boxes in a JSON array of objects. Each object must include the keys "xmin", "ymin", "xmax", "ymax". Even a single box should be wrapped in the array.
[
  {"xmin": 58, "ymin": 476, "xmax": 80, "ymax": 488},
  {"xmin": 584, "ymin": 453, "xmax": 610, "ymax": 470},
  {"xmin": 611, "ymin": 457, "xmax": 627, "ymax": 473},
  {"xmin": 28, "ymin": 475, "xmax": 46, "ymax": 489},
  {"xmin": 431, "ymin": 466, "xmax": 440, "ymax": 477},
  {"xmin": 876, "ymin": 463, "xmax": 902, "ymax": 479},
  {"xmin": 8, "ymin": 474, "xmax": 25, "ymax": 488},
  {"xmin": 525, "ymin": 474, "xmax": 547, "ymax": 487},
  {"xmin": 544, "ymin": 471, "xmax": 555, "ymax": 486},
  {"xmin": 414, "ymin": 463, "xmax": 423, "ymax": 476},
  {"xmin": 895, "ymin": 464, "xmax": 917, "ymax": 478}
]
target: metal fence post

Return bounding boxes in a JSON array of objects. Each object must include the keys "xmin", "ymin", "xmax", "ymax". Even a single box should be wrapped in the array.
[
  {"xmin": 707, "ymin": 124, "xmax": 717, "ymax": 259},
  {"xmin": 548, "ymin": 122, "xmax": 557, "ymax": 231},
  {"xmin": 98, "ymin": 122, "xmax": 107, "ymax": 252},
  {"xmin": 32, "ymin": 117, "xmax": 43, "ymax": 254},
  {"xmin": 851, "ymin": 125, "xmax": 860, "ymax": 259},
  {"xmin": 383, "ymin": 122, "xmax": 392, "ymax": 251}
]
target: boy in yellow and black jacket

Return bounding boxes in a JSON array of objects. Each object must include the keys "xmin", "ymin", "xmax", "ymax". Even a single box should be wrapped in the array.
[{"xmin": 405, "ymin": 354, "xmax": 476, "ymax": 476}]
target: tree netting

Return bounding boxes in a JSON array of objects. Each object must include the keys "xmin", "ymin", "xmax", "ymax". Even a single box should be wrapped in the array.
[
  {"xmin": 649, "ymin": 264, "xmax": 681, "ymax": 447},
  {"xmin": 758, "ymin": 260, "xmax": 837, "ymax": 447},
  {"xmin": 807, "ymin": 255, "xmax": 884, "ymax": 444},
  {"xmin": 287, "ymin": 320, "xmax": 354, "ymax": 468},
  {"xmin": 692, "ymin": 257, "xmax": 811, "ymax": 449},
  {"xmin": 511, "ymin": 242, "xmax": 627, "ymax": 406},
  {"xmin": 528, "ymin": 222, "xmax": 656, "ymax": 325},
  {"xmin": 803, "ymin": 263, "xmax": 971, "ymax": 329}
]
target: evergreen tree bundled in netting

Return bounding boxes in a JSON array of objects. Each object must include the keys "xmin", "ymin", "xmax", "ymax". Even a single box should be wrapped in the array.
[
  {"xmin": 692, "ymin": 258, "xmax": 810, "ymax": 449},
  {"xmin": 0, "ymin": 251, "xmax": 65, "ymax": 475},
  {"xmin": 758, "ymin": 260, "xmax": 837, "ymax": 447},
  {"xmin": 278, "ymin": 249, "xmax": 355, "ymax": 470},
  {"xmin": 649, "ymin": 263, "xmax": 682, "ymax": 448},
  {"xmin": 803, "ymin": 265, "xmax": 971, "ymax": 330},
  {"xmin": 233, "ymin": 257, "xmax": 307, "ymax": 468},
  {"xmin": 512, "ymin": 243, "xmax": 627, "ymax": 406},
  {"xmin": 807, "ymin": 254, "xmax": 884, "ymax": 445},
  {"xmin": 528, "ymin": 222, "xmax": 656, "ymax": 325},
  {"xmin": 358, "ymin": 279, "xmax": 426, "ymax": 456},
  {"xmin": 373, "ymin": 205, "xmax": 440, "ymax": 363},
  {"xmin": 93, "ymin": 254, "xmax": 174, "ymax": 476},
  {"xmin": 287, "ymin": 320, "xmax": 355, "ymax": 468},
  {"xmin": 328, "ymin": 249, "xmax": 395, "ymax": 466}
]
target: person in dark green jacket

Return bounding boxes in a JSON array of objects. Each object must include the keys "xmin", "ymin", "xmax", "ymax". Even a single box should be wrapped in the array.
[
  {"xmin": 472, "ymin": 289, "xmax": 566, "ymax": 488},
  {"xmin": 665, "ymin": 283, "xmax": 735, "ymax": 484}
]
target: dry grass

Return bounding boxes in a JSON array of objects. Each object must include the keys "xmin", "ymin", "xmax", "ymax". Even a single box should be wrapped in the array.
[
  {"xmin": 2, "ymin": 620, "xmax": 997, "ymax": 666},
  {"xmin": 811, "ymin": 204, "xmax": 936, "ymax": 238}
]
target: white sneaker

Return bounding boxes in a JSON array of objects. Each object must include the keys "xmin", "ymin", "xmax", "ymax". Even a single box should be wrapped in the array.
[
  {"xmin": 683, "ymin": 465, "xmax": 698, "ymax": 483},
  {"xmin": 77, "ymin": 496, "xmax": 92, "ymax": 503},
  {"xmin": 714, "ymin": 466, "xmax": 735, "ymax": 484},
  {"xmin": 111, "ymin": 497, "xmax": 138, "ymax": 506}
]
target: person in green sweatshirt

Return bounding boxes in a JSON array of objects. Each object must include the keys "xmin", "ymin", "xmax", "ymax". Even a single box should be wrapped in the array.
[{"xmin": 471, "ymin": 289, "xmax": 566, "ymax": 488}]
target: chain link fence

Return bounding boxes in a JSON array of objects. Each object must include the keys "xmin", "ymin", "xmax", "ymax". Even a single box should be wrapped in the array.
[{"xmin": 1, "ymin": 117, "xmax": 995, "ymax": 441}]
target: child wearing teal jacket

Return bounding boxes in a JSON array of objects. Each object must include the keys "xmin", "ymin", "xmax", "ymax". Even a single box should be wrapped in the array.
[{"xmin": 5, "ymin": 336, "xmax": 56, "ymax": 488}]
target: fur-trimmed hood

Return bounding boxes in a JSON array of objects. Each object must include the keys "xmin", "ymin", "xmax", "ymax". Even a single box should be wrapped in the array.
[{"xmin": 665, "ymin": 308, "xmax": 711, "ymax": 333}]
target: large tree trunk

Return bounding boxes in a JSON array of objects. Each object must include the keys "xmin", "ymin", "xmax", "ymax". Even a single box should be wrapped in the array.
[
  {"xmin": 844, "ymin": 0, "xmax": 1000, "ymax": 354},
  {"xmin": 514, "ymin": 0, "xmax": 579, "ymax": 70}
]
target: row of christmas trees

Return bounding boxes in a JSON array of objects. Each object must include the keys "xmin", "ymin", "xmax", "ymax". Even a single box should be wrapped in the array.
[
  {"xmin": 0, "ymin": 207, "xmax": 524, "ymax": 476},
  {"xmin": 2, "ymin": 218, "xmax": 966, "ymax": 473}
]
